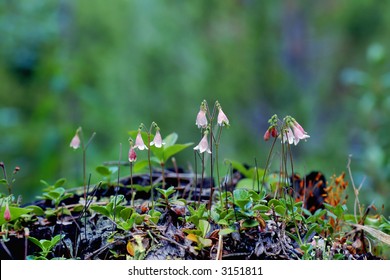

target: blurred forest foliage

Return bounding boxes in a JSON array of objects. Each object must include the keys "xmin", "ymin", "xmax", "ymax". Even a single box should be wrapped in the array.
[{"xmin": 1, "ymin": 0, "xmax": 390, "ymax": 215}]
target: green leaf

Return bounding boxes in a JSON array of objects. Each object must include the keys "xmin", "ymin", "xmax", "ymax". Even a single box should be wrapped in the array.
[
  {"xmin": 209, "ymin": 209, "xmax": 219, "ymax": 223},
  {"xmin": 109, "ymin": 194, "xmax": 125, "ymax": 206},
  {"xmin": 302, "ymin": 208, "xmax": 313, "ymax": 217},
  {"xmin": 120, "ymin": 207, "xmax": 133, "ymax": 221},
  {"xmin": 313, "ymin": 209, "xmax": 327, "ymax": 217},
  {"xmin": 117, "ymin": 219, "xmax": 134, "ymax": 231},
  {"xmin": 274, "ymin": 205, "xmax": 286, "ymax": 216},
  {"xmin": 156, "ymin": 186, "xmax": 176, "ymax": 198},
  {"xmin": 233, "ymin": 189, "xmax": 249, "ymax": 200},
  {"xmin": 218, "ymin": 219, "xmax": 229, "ymax": 226},
  {"xmin": 25, "ymin": 205, "xmax": 45, "ymax": 216},
  {"xmin": 163, "ymin": 132, "xmax": 178, "ymax": 146},
  {"xmin": 252, "ymin": 204, "xmax": 270, "ymax": 212},
  {"xmin": 268, "ymin": 198, "xmax": 282, "ymax": 208},
  {"xmin": 248, "ymin": 190, "xmax": 263, "ymax": 201},
  {"xmin": 50, "ymin": 234, "xmax": 64, "ymax": 248},
  {"xmin": 162, "ymin": 143, "xmax": 193, "ymax": 162},
  {"xmin": 151, "ymin": 143, "xmax": 193, "ymax": 164},
  {"xmin": 96, "ymin": 166, "xmax": 112, "ymax": 176},
  {"xmin": 148, "ymin": 210, "xmax": 161, "ymax": 224},
  {"xmin": 198, "ymin": 219, "xmax": 210, "ymax": 238},
  {"xmin": 54, "ymin": 178, "xmax": 66, "ymax": 188},
  {"xmin": 28, "ymin": 236, "xmax": 45, "ymax": 251},
  {"xmin": 132, "ymin": 213, "xmax": 145, "ymax": 225},
  {"xmin": 41, "ymin": 240, "xmax": 52, "ymax": 250},
  {"xmin": 0, "ymin": 179, "xmax": 8, "ymax": 184},
  {"xmin": 233, "ymin": 189, "xmax": 251, "ymax": 210},
  {"xmin": 332, "ymin": 204, "xmax": 347, "ymax": 218},
  {"xmin": 294, "ymin": 201, "xmax": 303, "ymax": 208},
  {"xmin": 197, "ymin": 236, "xmax": 212, "ymax": 247},
  {"xmin": 90, "ymin": 205, "xmax": 110, "ymax": 217},
  {"xmin": 242, "ymin": 219, "xmax": 259, "ymax": 228},
  {"xmin": 40, "ymin": 179, "xmax": 49, "ymax": 187},
  {"xmin": 219, "ymin": 228, "xmax": 236, "ymax": 236},
  {"xmin": 305, "ymin": 223, "xmax": 320, "ymax": 241}
]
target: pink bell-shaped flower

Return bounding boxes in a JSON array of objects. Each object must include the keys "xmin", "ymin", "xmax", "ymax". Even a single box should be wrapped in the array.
[
  {"xmin": 196, "ymin": 102, "xmax": 208, "ymax": 129},
  {"xmin": 282, "ymin": 118, "xmax": 310, "ymax": 145},
  {"xmin": 150, "ymin": 130, "xmax": 165, "ymax": 148},
  {"xmin": 70, "ymin": 130, "xmax": 81, "ymax": 149},
  {"xmin": 194, "ymin": 133, "xmax": 211, "ymax": 154},
  {"xmin": 217, "ymin": 108, "xmax": 229, "ymax": 126},
  {"xmin": 134, "ymin": 131, "xmax": 148, "ymax": 150}
]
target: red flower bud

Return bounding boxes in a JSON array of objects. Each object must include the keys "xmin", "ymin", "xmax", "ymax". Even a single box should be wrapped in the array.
[{"xmin": 263, "ymin": 129, "xmax": 270, "ymax": 141}]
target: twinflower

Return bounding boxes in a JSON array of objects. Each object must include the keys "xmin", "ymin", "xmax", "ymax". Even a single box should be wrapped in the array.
[
  {"xmin": 134, "ymin": 131, "xmax": 148, "ymax": 150},
  {"xmin": 217, "ymin": 105, "xmax": 229, "ymax": 126},
  {"xmin": 70, "ymin": 128, "xmax": 81, "ymax": 149},
  {"xmin": 150, "ymin": 130, "xmax": 165, "ymax": 148},
  {"xmin": 282, "ymin": 117, "xmax": 310, "ymax": 145},
  {"xmin": 194, "ymin": 132, "xmax": 211, "ymax": 154},
  {"xmin": 196, "ymin": 101, "xmax": 208, "ymax": 129}
]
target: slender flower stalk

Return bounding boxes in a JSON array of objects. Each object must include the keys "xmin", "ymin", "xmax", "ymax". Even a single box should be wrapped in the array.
[
  {"xmin": 263, "ymin": 115, "xmax": 309, "ymax": 246},
  {"xmin": 194, "ymin": 100, "xmax": 230, "ymax": 209},
  {"xmin": 151, "ymin": 125, "xmax": 166, "ymax": 187},
  {"xmin": 128, "ymin": 138, "xmax": 136, "ymax": 206},
  {"xmin": 0, "ymin": 162, "xmax": 20, "ymax": 195},
  {"xmin": 69, "ymin": 127, "xmax": 96, "ymax": 201},
  {"xmin": 133, "ymin": 122, "xmax": 163, "ymax": 209},
  {"xmin": 214, "ymin": 101, "xmax": 230, "ymax": 206}
]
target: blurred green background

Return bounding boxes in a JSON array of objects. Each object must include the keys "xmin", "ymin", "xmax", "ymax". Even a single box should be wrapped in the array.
[{"xmin": 1, "ymin": 0, "xmax": 389, "ymax": 216}]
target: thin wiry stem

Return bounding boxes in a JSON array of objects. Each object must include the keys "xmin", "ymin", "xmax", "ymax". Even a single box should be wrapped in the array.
[
  {"xmin": 198, "ymin": 152, "xmax": 205, "ymax": 208},
  {"xmin": 287, "ymin": 141, "xmax": 302, "ymax": 245},
  {"xmin": 147, "ymin": 133, "xmax": 154, "ymax": 210},
  {"xmin": 112, "ymin": 143, "xmax": 122, "ymax": 228},
  {"xmin": 254, "ymin": 157, "xmax": 260, "ymax": 193},
  {"xmin": 80, "ymin": 130, "xmax": 96, "ymax": 202},
  {"xmin": 130, "ymin": 162, "xmax": 134, "ymax": 207},
  {"xmin": 215, "ymin": 126, "xmax": 223, "ymax": 206},
  {"xmin": 347, "ymin": 155, "xmax": 364, "ymax": 222},
  {"xmin": 262, "ymin": 136, "xmax": 278, "ymax": 196},
  {"xmin": 193, "ymin": 150, "xmax": 197, "ymax": 202}
]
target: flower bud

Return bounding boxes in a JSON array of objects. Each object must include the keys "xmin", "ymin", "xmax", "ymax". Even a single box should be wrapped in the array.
[{"xmin": 4, "ymin": 202, "xmax": 11, "ymax": 222}]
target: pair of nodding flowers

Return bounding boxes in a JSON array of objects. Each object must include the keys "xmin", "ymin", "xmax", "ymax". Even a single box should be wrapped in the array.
[
  {"xmin": 128, "ymin": 126, "xmax": 164, "ymax": 163},
  {"xmin": 194, "ymin": 101, "xmax": 229, "ymax": 154},
  {"xmin": 264, "ymin": 115, "xmax": 309, "ymax": 146}
]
